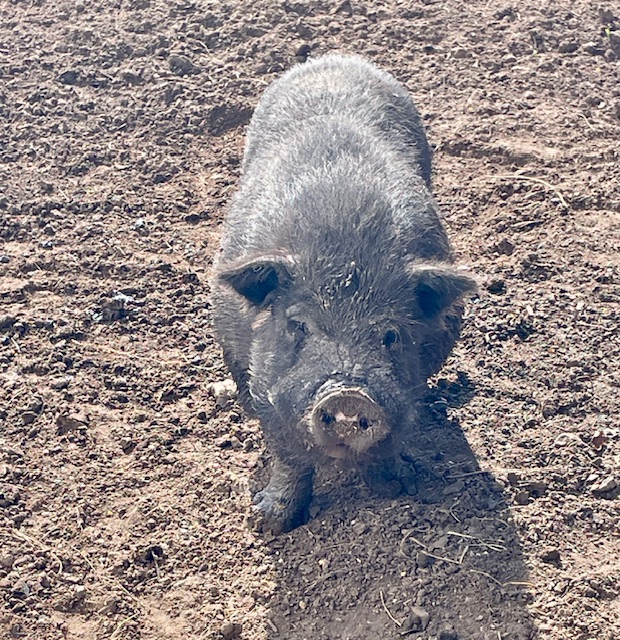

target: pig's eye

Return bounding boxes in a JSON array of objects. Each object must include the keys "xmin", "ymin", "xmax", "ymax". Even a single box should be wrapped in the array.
[
  {"xmin": 382, "ymin": 329, "xmax": 401, "ymax": 349},
  {"xmin": 287, "ymin": 319, "xmax": 309, "ymax": 340}
]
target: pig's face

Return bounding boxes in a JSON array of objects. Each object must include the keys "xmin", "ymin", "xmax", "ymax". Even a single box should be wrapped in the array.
[{"xmin": 216, "ymin": 252, "xmax": 475, "ymax": 460}]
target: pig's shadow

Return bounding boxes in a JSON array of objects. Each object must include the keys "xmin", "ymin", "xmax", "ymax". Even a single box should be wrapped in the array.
[{"xmin": 260, "ymin": 375, "xmax": 538, "ymax": 640}]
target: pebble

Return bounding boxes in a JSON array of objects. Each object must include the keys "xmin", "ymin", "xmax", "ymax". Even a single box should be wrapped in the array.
[
  {"xmin": 416, "ymin": 550, "xmax": 430, "ymax": 568},
  {"xmin": 220, "ymin": 621, "xmax": 242, "ymax": 639},
  {"xmin": 11, "ymin": 577, "xmax": 30, "ymax": 596},
  {"xmin": 591, "ymin": 475, "xmax": 618, "ymax": 494},
  {"xmin": 50, "ymin": 375, "xmax": 72, "ymax": 390},
  {"xmin": 207, "ymin": 379, "xmax": 238, "ymax": 408},
  {"xmin": 557, "ymin": 40, "xmax": 579, "ymax": 54},
  {"xmin": 0, "ymin": 315, "xmax": 16, "ymax": 331},
  {"xmin": 582, "ymin": 41, "xmax": 603, "ymax": 55},
  {"xmin": 540, "ymin": 548, "xmax": 561, "ymax": 566},
  {"xmin": 169, "ymin": 54, "xmax": 198, "ymax": 76},
  {"xmin": 56, "ymin": 412, "xmax": 89, "ymax": 435},
  {"xmin": 487, "ymin": 279, "xmax": 506, "ymax": 294},
  {"xmin": 58, "ymin": 69, "xmax": 78, "ymax": 84},
  {"xmin": 452, "ymin": 47, "xmax": 471, "ymax": 59},
  {"xmin": 404, "ymin": 605, "xmax": 430, "ymax": 631},
  {"xmin": 514, "ymin": 490, "xmax": 530, "ymax": 505},
  {"xmin": 0, "ymin": 485, "xmax": 20, "ymax": 507},
  {"xmin": 20, "ymin": 411, "xmax": 39, "ymax": 425},
  {"xmin": 0, "ymin": 554, "xmax": 15, "ymax": 569}
]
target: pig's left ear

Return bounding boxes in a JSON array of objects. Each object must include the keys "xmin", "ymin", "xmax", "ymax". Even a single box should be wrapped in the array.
[
  {"xmin": 409, "ymin": 264, "xmax": 477, "ymax": 318},
  {"xmin": 216, "ymin": 254, "xmax": 295, "ymax": 306}
]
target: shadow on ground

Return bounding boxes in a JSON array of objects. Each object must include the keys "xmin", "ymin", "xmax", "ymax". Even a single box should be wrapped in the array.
[{"xmin": 261, "ymin": 380, "xmax": 536, "ymax": 640}]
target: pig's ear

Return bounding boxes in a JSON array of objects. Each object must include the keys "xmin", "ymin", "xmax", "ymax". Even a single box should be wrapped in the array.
[
  {"xmin": 409, "ymin": 264, "xmax": 477, "ymax": 318},
  {"xmin": 217, "ymin": 254, "xmax": 295, "ymax": 306}
]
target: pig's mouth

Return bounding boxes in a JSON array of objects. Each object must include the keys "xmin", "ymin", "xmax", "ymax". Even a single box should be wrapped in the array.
[{"xmin": 305, "ymin": 385, "xmax": 391, "ymax": 459}]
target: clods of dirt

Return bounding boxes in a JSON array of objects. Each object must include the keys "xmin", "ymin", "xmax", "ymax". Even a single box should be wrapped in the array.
[{"xmin": 1, "ymin": 0, "xmax": 619, "ymax": 639}]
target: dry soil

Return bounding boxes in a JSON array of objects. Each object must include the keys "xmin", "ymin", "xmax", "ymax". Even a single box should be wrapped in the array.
[{"xmin": 1, "ymin": 1, "xmax": 619, "ymax": 639}]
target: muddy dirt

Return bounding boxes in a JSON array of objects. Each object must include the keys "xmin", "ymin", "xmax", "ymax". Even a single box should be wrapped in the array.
[{"xmin": 1, "ymin": 1, "xmax": 619, "ymax": 639}]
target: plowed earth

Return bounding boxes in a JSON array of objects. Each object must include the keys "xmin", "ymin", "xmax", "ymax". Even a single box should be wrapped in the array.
[{"xmin": 1, "ymin": 1, "xmax": 619, "ymax": 639}]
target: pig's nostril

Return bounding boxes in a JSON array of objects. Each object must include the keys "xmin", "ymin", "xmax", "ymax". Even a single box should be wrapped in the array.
[
  {"xmin": 320, "ymin": 410, "xmax": 335, "ymax": 425},
  {"xmin": 359, "ymin": 416, "xmax": 369, "ymax": 430}
]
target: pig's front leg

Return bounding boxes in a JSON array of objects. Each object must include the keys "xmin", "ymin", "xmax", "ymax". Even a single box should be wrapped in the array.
[{"xmin": 252, "ymin": 457, "xmax": 314, "ymax": 534}]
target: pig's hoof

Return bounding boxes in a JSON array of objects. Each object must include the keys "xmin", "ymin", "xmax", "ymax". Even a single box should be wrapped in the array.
[{"xmin": 250, "ymin": 488, "xmax": 310, "ymax": 535}]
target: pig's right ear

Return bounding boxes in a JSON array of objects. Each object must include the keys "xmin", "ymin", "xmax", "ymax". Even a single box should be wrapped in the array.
[
  {"xmin": 216, "ymin": 254, "xmax": 295, "ymax": 306},
  {"xmin": 409, "ymin": 264, "xmax": 477, "ymax": 318}
]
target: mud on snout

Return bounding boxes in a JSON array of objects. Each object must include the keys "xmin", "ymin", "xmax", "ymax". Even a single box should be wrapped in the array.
[{"xmin": 304, "ymin": 383, "xmax": 391, "ymax": 459}]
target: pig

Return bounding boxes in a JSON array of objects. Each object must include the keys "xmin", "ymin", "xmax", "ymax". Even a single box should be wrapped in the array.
[{"xmin": 210, "ymin": 54, "xmax": 476, "ymax": 534}]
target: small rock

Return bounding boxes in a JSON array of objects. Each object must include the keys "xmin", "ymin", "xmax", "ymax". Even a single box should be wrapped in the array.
[
  {"xmin": 98, "ymin": 596, "xmax": 119, "ymax": 615},
  {"xmin": 220, "ymin": 621, "xmax": 242, "ymax": 639},
  {"xmin": 416, "ymin": 550, "xmax": 431, "ymax": 568},
  {"xmin": 216, "ymin": 434, "xmax": 243, "ymax": 450},
  {"xmin": 42, "ymin": 224, "xmax": 55, "ymax": 236},
  {"xmin": 404, "ymin": 606, "xmax": 430, "ymax": 632},
  {"xmin": 295, "ymin": 43, "xmax": 312, "ymax": 63},
  {"xmin": 0, "ymin": 554, "xmax": 15, "ymax": 569},
  {"xmin": 558, "ymin": 40, "xmax": 579, "ymax": 54},
  {"xmin": 591, "ymin": 475, "xmax": 618, "ymax": 495},
  {"xmin": 0, "ymin": 315, "xmax": 16, "ymax": 331},
  {"xmin": 120, "ymin": 437, "xmax": 136, "ymax": 454},
  {"xmin": 0, "ymin": 255, "xmax": 10, "ymax": 263},
  {"xmin": 351, "ymin": 520, "xmax": 369, "ymax": 535},
  {"xmin": 183, "ymin": 213, "xmax": 201, "ymax": 225},
  {"xmin": 439, "ymin": 629, "xmax": 459, "ymax": 640},
  {"xmin": 582, "ymin": 41, "xmax": 604, "ymax": 55},
  {"xmin": 20, "ymin": 411, "xmax": 38, "ymax": 425},
  {"xmin": 452, "ymin": 47, "xmax": 470, "ymax": 59},
  {"xmin": 599, "ymin": 7, "xmax": 617, "ymax": 24},
  {"xmin": 591, "ymin": 430, "xmax": 606, "ymax": 450},
  {"xmin": 56, "ymin": 412, "xmax": 89, "ymax": 435},
  {"xmin": 486, "ymin": 279, "xmax": 506, "ymax": 294},
  {"xmin": 443, "ymin": 479, "xmax": 464, "ymax": 496},
  {"xmin": 12, "ymin": 577, "xmax": 30, "ymax": 596},
  {"xmin": 50, "ymin": 376, "xmax": 72, "ymax": 390},
  {"xmin": 169, "ymin": 54, "xmax": 198, "ymax": 76},
  {"xmin": 493, "ymin": 238, "xmax": 514, "ymax": 255},
  {"xmin": 58, "ymin": 69, "xmax": 78, "ymax": 84},
  {"xmin": 526, "ymin": 480, "xmax": 548, "ymax": 497},
  {"xmin": 514, "ymin": 490, "xmax": 530, "ymax": 505},
  {"xmin": 207, "ymin": 379, "xmax": 238, "ymax": 408},
  {"xmin": 540, "ymin": 548, "xmax": 561, "ymax": 567}
]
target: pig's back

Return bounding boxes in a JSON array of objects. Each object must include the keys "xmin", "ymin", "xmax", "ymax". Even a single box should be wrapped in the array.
[{"xmin": 242, "ymin": 55, "xmax": 432, "ymax": 188}]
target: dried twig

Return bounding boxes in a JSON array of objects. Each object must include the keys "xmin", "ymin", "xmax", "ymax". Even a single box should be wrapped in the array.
[
  {"xmin": 446, "ymin": 531, "xmax": 507, "ymax": 552},
  {"xmin": 110, "ymin": 614, "xmax": 139, "ymax": 640},
  {"xmin": 469, "ymin": 568, "xmax": 503, "ymax": 586},
  {"xmin": 577, "ymin": 112, "xmax": 595, "ymax": 131},
  {"xmin": 380, "ymin": 590, "xmax": 403, "ymax": 627},
  {"xmin": 490, "ymin": 173, "xmax": 569, "ymax": 209},
  {"xmin": 445, "ymin": 470, "xmax": 490, "ymax": 480},
  {"xmin": 469, "ymin": 568, "xmax": 535, "ymax": 588}
]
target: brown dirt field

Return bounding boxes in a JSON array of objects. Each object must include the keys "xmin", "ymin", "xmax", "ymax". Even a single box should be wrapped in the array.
[{"xmin": 1, "ymin": 1, "xmax": 619, "ymax": 639}]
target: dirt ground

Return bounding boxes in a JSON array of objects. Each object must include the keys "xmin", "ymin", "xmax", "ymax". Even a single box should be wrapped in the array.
[{"xmin": 1, "ymin": 0, "xmax": 619, "ymax": 639}]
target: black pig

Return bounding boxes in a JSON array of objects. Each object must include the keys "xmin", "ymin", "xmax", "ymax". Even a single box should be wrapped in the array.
[{"xmin": 211, "ymin": 55, "xmax": 475, "ymax": 533}]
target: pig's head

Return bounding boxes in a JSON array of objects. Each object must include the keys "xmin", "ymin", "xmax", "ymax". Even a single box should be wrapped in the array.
[{"xmin": 215, "ymin": 246, "xmax": 475, "ymax": 461}]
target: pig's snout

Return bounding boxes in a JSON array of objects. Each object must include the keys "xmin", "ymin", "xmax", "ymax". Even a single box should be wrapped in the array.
[
  {"xmin": 309, "ymin": 387, "xmax": 390, "ymax": 458},
  {"xmin": 315, "ymin": 389, "xmax": 378, "ymax": 436}
]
